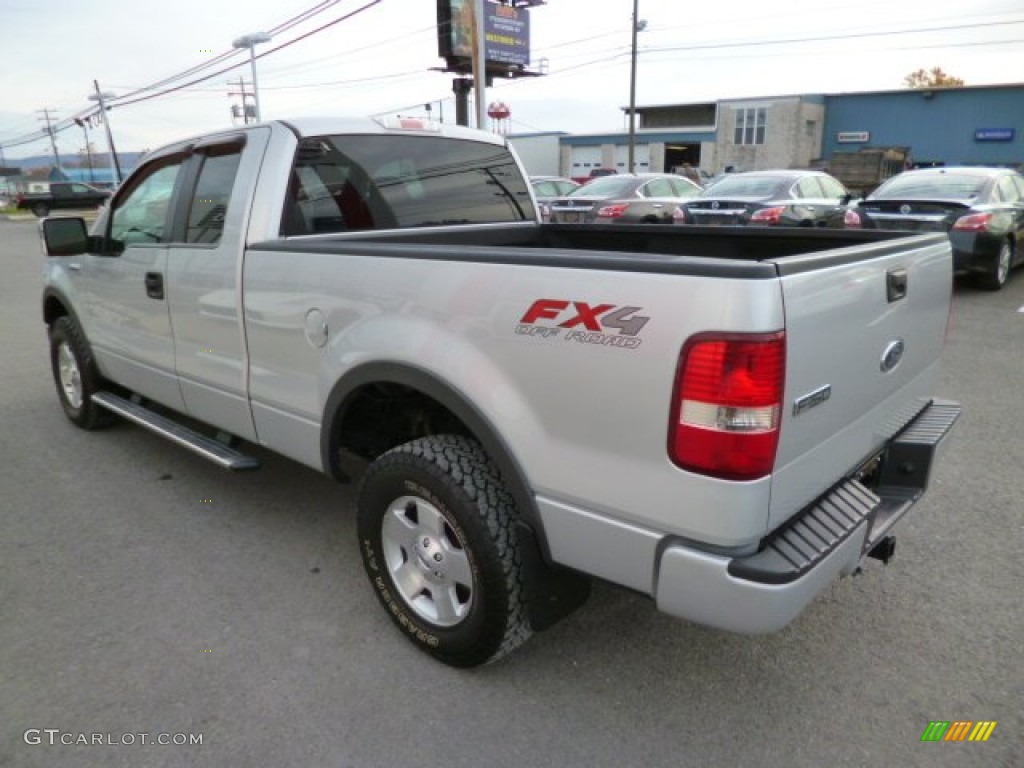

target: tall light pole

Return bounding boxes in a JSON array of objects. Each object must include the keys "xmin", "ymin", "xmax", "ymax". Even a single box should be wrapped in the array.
[
  {"xmin": 232, "ymin": 32, "xmax": 271, "ymax": 123},
  {"xmin": 88, "ymin": 82, "xmax": 123, "ymax": 184},
  {"xmin": 627, "ymin": 0, "xmax": 646, "ymax": 174},
  {"xmin": 74, "ymin": 118, "xmax": 95, "ymax": 183}
]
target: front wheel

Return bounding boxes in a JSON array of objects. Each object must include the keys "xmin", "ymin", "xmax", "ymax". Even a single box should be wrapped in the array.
[
  {"xmin": 357, "ymin": 435, "xmax": 531, "ymax": 667},
  {"xmin": 49, "ymin": 316, "xmax": 113, "ymax": 429}
]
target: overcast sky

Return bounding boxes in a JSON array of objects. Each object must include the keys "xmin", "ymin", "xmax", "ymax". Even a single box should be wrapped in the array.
[{"xmin": 1, "ymin": 0, "xmax": 1022, "ymax": 160}]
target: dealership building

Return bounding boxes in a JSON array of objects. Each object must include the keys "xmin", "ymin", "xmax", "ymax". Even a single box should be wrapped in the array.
[{"xmin": 509, "ymin": 82, "xmax": 1023, "ymax": 178}]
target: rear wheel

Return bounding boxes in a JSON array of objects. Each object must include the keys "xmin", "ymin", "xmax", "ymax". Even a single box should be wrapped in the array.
[
  {"xmin": 357, "ymin": 434, "xmax": 531, "ymax": 667},
  {"xmin": 975, "ymin": 239, "xmax": 1012, "ymax": 291},
  {"xmin": 49, "ymin": 316, "xmax": 113, "ymax": 429},
  {"xmin": 32, "ymin": 202, "xmax": 50, "ymax": 217}
]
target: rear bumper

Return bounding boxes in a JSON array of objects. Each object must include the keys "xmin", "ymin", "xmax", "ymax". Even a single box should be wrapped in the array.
[
  {"xmin": 654, "ymin": 399, "xmax": 961, "ymax": 632},
  {"xmin": 950, "ymin": 231, "xmax": 1004, "ymax": 272}
]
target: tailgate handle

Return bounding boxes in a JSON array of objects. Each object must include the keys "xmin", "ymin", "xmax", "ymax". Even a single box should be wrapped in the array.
[{"xmin": 887, "ymin": 268, "xmax": 908, "ymax": 303}]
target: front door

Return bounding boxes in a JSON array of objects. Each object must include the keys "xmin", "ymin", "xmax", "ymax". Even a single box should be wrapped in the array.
[{"xmin": 81, "ymin": 154, "xmax": 188, "ymax": 411}]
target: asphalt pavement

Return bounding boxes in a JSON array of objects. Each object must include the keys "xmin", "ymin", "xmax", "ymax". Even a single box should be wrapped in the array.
[{"xmin": 0, "ymin": 219, "xmax": 1020, "ymax": 767}]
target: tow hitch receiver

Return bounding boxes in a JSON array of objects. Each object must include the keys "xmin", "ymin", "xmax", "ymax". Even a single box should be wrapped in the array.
[{"xmin": 867, "ymin": 536, "xmax": 896, "ymax": 565}]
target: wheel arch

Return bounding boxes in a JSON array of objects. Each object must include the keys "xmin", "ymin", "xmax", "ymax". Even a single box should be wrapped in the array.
[
  {"xmin": 42, "ymin": 285, "xmax": 78, "ymax": 327},
  {"xmin": 324, "ymin": 361, "xmax": 592, "ymax": 629},
  {"xmin": 321, "ymin": 361, "xmax": 546, "ymax": 552}
]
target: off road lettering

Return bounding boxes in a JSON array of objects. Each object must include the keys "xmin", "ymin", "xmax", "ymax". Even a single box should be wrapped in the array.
[{"xmin": 519, "ymin": 299, "xmax": 649, "ymax": 340}]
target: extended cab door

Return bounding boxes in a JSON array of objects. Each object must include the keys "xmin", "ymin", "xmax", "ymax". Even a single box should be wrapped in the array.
[
  {"xmin": 79, "ymin": 152, "xmax": 189, "ymax": 411},
  {"xmin": 164, "ymin": 129, "xmax": 270, "ymax": 441}
]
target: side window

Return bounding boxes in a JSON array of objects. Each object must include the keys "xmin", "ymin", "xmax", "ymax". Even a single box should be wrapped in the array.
[
  {"xmin": 1011, "ymin": 175, "xmax": 1024, "ymax": 201},
  {"xmin": 669, "ymin": 178, "xmax": 700, "ymax": 198},
  {"xmin": 70, "ymin": 184, "xmax": 92, "ymax": 194},
  {"xmin": 993, "ymin": 176, "xmax": 1019, "ymax": 204},
  {"xmin": 185, "ymin": 147, "xmax": 243, "ymax": 244},
  {"xmin": 794, "ymin": 177, "xmax": 825, "ymax": 199},
  {"xmin": 642, "ymin": 178, "xmax": 673, "ymax": 197},
  {"xmin": 109, "ymin": 158, "xmax": 184, "ymax": 247},
  {"xmin": 818, "ymin": 176, "xmax": 847, "ymax": 199}
]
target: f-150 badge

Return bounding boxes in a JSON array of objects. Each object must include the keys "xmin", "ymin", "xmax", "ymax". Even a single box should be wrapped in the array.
[{"xmin": 516, "ymin": 299, "xmax": 649, "ymax": 349}]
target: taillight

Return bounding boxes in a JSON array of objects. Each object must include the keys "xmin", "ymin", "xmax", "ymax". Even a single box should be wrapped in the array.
[
  {"xmin": 749, "ymin": 206, "xmax": 785, "ymax": 225},
  {"xmin": 538, "ymin": 202, "xmax": 551, "ymax": 222},
  {"xmin": 844, "ymin": 209, "xmax": 862, "ymax": 228},
  {"xmin": 672, "ymin": 206, "xmax": 688, "ymax": 223},
  {"xmin": 669, "ymin": 332, "xmax": 785, "ymax": 481},
  {"xmin": 596, "ymin": 203, "xmax": 629, "ymax": 218},
  {"xmin": 952, "ymin": 212, "xmax": 992, "ymax": 232}
]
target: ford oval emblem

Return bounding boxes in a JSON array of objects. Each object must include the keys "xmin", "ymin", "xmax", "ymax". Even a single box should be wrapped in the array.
[{"xmin": 880, "ymin": 339, "xmax": 905, "ymax": 372}]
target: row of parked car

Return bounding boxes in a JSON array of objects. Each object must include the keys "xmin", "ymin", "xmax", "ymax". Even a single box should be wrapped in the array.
[{"xmin": 531, "ymin": 166, "xmax": 1024, "ymax": 291}]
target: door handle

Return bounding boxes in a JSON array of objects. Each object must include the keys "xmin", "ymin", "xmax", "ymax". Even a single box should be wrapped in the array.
[{"xmin": 145, "ymin": 272, "xmax": 164, "ymax": 300}]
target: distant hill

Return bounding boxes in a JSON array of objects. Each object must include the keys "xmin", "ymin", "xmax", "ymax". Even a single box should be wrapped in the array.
[{"xmin": 2, "ymin": 152, "xmax": 146, "ymax": 172}]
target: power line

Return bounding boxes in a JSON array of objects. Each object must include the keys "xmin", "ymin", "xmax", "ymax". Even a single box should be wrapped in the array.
[
  {"xmin": 112, "ymin": 0, "xmax": 382, "ymax": 109},
  {"xmin": 112, "ymin": 0, "xmax": 350, "ymax": 102}
]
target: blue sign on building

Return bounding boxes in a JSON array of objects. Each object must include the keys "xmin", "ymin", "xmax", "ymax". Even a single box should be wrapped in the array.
[{"xmin": 974, "ymin": 128, "xmax": 1014, "ymax": 142}]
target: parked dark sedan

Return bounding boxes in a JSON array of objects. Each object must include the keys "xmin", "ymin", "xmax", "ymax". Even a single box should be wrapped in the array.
[
  {"xmin": 841, "ymin": 166, "xmax": 1024, "ymax": 290},
  {"xmin": 673, "ymin": 170, "xmax": 852, "ymax": 227},
  {"xmin": 547, "ymin": 174, "xmax": 701, "ymax": 224}
]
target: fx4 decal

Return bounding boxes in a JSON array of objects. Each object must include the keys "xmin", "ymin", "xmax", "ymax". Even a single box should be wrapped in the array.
[{"xmin": 516, "ymin": 299, "xmax": 650, "ymax": 349}]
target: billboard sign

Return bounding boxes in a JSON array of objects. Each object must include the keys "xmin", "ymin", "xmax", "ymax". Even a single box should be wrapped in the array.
[{"xmin": 438, "ymin": 0, "xmax": 531, "ymax": 72}]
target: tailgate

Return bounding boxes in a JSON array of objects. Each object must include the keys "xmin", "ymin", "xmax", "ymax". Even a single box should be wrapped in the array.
[{"xmin": 765, "ymin": 233, "xmax": 952, "ymax": 531}]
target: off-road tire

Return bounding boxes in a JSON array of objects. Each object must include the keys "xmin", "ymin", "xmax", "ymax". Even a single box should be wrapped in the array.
[
  {"xmin": 357, "ymin": 434, "xmax": 531, "ymax": 667},
  {"xmin": 49, "ymin": 316, "xmax": 114, "ymax": 429}
]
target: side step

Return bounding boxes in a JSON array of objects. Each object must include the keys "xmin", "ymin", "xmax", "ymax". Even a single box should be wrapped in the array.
[{"xmin": 91, "ymin": 392, "xmax": 260, "ymax": 471}]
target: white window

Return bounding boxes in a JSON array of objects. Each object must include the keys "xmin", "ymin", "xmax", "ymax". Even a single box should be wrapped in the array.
[{"xmin": 733, "ymin": 107, "xmax": 767, "ymax": 146}]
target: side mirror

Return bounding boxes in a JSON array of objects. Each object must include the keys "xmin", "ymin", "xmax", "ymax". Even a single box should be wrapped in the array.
[
  {"xmin": 840, "ymin": 193, "xmax": 853, "ymax": 206},
  {"xmin": 41, "ymin": 217, "xmax": 89, "ymax": 257}
]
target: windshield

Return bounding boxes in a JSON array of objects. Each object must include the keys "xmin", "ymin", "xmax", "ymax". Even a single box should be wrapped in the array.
[
  {"xmin": 570, "ymin": 176, "xmax": 639, "ymax": 197},
  {"xmin": 702, "ymin": 175, "xmax": 785, "ymax": 198},
  {"xmin": 872, "ymin": 173, "xmax": 987, "ymax": 200}
]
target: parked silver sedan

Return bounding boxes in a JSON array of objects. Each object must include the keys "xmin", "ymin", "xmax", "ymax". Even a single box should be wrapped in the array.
[
  {"xmin": 548, "ymin": 174, "xmax": 702, "ymax": 224},
  {"xmin": 530, "ymin": 176, "xmax": 581, "ymax": 222}
]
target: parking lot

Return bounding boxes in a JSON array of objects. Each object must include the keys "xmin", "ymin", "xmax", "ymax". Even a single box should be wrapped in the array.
[{"xmin": 1, "ymin": 217, "xmax": 1020, "ymax": 767}]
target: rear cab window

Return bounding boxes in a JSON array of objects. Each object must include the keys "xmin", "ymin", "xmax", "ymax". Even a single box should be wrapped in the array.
[{"xmin": 281, "ymin": 134, "xmax": 534, "ymax": 235}]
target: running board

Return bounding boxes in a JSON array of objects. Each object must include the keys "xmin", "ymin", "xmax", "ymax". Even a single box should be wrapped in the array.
[{"xmin": 91, "ymin": 392, "xmax": 260, "ymax": 471}]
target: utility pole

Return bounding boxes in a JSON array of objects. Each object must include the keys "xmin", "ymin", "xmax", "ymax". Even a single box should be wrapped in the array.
[
  {"xmin": 470, "ymin": 0, "xmax": 487, "ymax": 130},
  {"xmin": 227, "ymin": 78, "xmax": 254, "ymax": 124},
  {"xmin": 89, "ymin": 81, "xmax": 123, "ymax": 184},
  {"xmin": 74, "ymin": 118, "xmax": 95, "ymax": 182},
  {"xmin": 627, "ymin": 0, "xmax": 640, "ymax": 174},
  {"xmin": 37, "ymin": 108, "xmax": 62, "ymax": 172}
]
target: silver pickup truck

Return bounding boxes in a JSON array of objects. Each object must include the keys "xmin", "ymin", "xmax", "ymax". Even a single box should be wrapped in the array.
[{"xmin": 40, "ymin": 118, "xmax": 960, "ymax": 667}]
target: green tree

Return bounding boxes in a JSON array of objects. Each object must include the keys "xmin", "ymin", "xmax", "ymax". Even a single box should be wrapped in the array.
[{"xmin": 904, "ymin": 67, "xmax": 965, "ymax": 89}]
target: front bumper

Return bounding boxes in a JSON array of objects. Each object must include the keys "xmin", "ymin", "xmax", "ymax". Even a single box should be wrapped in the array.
[{"xmin": 654, "ymin": 399, "xmax": 961, "ymax": 633}]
